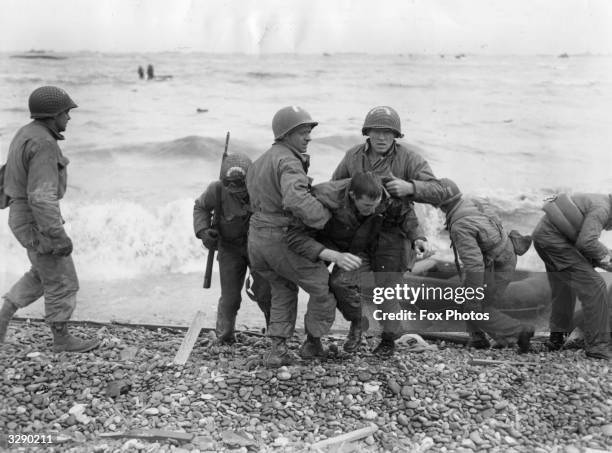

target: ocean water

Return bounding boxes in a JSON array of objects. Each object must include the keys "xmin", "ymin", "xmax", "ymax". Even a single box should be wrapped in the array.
[{"xmin": 2, "ymin": 52, "xmax": 612, "ymax": 285}]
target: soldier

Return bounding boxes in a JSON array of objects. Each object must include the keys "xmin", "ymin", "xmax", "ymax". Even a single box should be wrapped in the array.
[
  {"xmin": 247, "ymin": 106, "xmax": 338, "ymax": 368},
  {"xmin": 0, "ymin": 86, "xmax": 100, "ymax": 352},
  {"xmin": 332, "ymin": 107, "xmax": 444, "ymax": 349},
  {"xmin": 437, "ymin": 178, "xmax": 534, "ymax": 352},
  {"xmin": 332, "ymin": 106, "xmax": 446, "ymax": 241},
  {"xmin": 193, "ymin": 153, "xmax": 271, "ymax": 344},
  {"xmin": 533, "ymin": 192, "xmax": 612, "ymax": 360},
  {"xmin": 287, "ymin": 171, "xmax": 421, "ymax": 356}
]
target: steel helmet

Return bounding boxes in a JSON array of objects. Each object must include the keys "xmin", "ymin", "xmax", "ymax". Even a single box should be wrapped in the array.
[
  {"xmin": 29, "ymin": 86, "xmax": 78, "ymax": 119},
  {"xmin": 362, "ymin": 106, "xmax": 403, "ymax": 138},
  {"xmin": 221, "ymin": 153, "xmax": 252, "ymax": 180},
  {"xmin": 272, "ymin": 106, "xmax": 318, "ymax": 140},
  {"xmin": 438, "ymin": 178, "xmax": 462, "ymax": 207}
]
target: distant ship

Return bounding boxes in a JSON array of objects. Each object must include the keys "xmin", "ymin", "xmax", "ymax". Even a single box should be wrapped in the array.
[{"xmin": 10, "ymin": 50, "xmax": 67, "ymax": 60}]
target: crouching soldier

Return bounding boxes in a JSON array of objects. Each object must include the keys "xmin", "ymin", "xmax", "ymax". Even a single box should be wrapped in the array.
[
  {"xmin": 533, "ymin": 192, "xmax": 612, "ymax": 360},
  {"xmin": 437, "ymin": 178, "xmax": 534, "ymax": 353},
  {"xmin": 194, "ymin": 153, "xmax": 271, "ymax": 345},
  {"xmin": 247, "ymin": 106, "xmax": 338, "ymax": 368},
  {"xmin": 287, "ymin": 172, "xmax": 423, "ymax": 356}
]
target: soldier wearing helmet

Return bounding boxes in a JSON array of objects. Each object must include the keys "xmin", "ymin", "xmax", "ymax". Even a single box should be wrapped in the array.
[
  {"xmin": 437, "ymin": 178, "xmax": 534, "ymax": 353},
  {"xmin": 0, "ymin": 86, "xmax": 100, "ymax": 352},
  {"xmin": 193, "ymin": 153, "xmax": 271, "ymax": 344},
  {"xmin": 247, "ymin": 106, "xmax": 339, "ymax": 367},
  {"xmin": 331, "ymin": 106, "xmax": 447, "ymax": 353}
]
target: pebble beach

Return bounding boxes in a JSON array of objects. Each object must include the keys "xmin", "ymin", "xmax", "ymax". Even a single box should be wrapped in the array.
[{"xmin": 1, "ymin": 321, "xmax": 611, "ymax": 452}]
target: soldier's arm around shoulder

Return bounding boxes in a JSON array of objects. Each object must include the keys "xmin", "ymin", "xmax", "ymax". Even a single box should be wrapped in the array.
[
  {"xmin": 400, "ymin": 147, "xmax": 446, "ymax": 205},
  {"xmin": 278, "ymin": 157, "xmax": 331, "ymax": 229},
  {"xmin": 193, "ymin": 181, "xmax": 220, "ymax": 238},
  {"xmin": 26, "ymin": 138, "xmax": 67, "ymax": 239}
]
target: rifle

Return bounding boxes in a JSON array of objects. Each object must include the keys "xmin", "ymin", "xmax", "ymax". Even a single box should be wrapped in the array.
[{"xmin": 203, "ymin": 132, "xmax": 230, "ymax": 288}]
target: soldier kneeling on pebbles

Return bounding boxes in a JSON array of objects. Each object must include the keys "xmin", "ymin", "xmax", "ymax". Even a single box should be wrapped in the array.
[
  {"xmin": 194, "ymin": 153, "xmax": 271, "ymax": 345},
  {"xmin": 436, "ymin": 178, "xmax": 534, "ymax": 353}
]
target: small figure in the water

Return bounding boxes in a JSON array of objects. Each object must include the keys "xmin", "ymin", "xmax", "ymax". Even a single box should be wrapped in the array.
[
  {"xmin": 146, "ymin": 64, "xmax": 154, "ymax": 80},
  {"xmin": 137, "ymin": 66, "xmax": 144, "ymax": 79}
]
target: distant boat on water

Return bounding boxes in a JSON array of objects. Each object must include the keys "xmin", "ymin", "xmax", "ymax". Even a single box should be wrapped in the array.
[{"xmin": 10, "ymin": 50, "xmax": 67, "ymax": 60}]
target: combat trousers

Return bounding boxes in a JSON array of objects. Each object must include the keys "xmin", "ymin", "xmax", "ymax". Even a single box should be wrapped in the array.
[
  {"xmin": 4, "ymin": 249, "xmax": 78, "ymax": 322},
  {"xmin": 216, "ymin": 243, "xmax": 271, "ymax": 337},
  {"xmin": 533, "ymin": 219, "xmax": 610, "ymax": 348},
  {"xmin": 464, "ymin": 242, "xmax": 524, "ymax": 342},
  {"xmin": 248, "ymin": 227, "xmax": 337, "ymax": 339}
]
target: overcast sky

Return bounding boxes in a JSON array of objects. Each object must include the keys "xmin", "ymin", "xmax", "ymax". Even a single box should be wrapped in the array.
[{"xmin": 1, "ymin": 0, "xmax": 611, "ymax": 54}]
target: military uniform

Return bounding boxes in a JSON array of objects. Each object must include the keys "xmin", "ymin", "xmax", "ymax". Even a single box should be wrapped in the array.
[
  {"xmin": 446, "ymin": 197, "xmax": 530, "ymax": 344},
  {"xmin": 533, "ymin": 193, "xmax": 612, "ymax": 357},
  {"xmin": 193, "ymin": 179, "xmax": 271, "ymax": 341},
  {"xmin": 247, "ymin": 141, "xmax": 334, "ymax": 340},
  {"xmin": 1, "ymin": 86, "xmax": 99, "ymax": 352},
  {"xmin": 3, "ymin": 120, "xmax": 78, "ymax": 323},
  {"xmin": 287, "ymin": 178, "xmax": 420, "ymax": 349}
]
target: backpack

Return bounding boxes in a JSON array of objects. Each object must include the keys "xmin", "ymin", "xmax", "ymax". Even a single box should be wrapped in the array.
[{"xmin": 0, "ymin": 164, "xmax": 10, "ymax": 209}]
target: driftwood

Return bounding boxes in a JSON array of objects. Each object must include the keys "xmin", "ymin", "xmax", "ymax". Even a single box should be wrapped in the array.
[
  {"xmin": 98, "ymin": 428, "xmax": 194, "ymax": 442},
  {"xmin": 468, "ymin": 358, "xmax": 538, "ymax": 367},
  {"xmin": 310, "ymin": 424, "xmax": 378, "ymax": 450},
  {"xmin": 173, "ymin": 311, "xmax": 207, "ymax": 365},
  {"xmin": 419, "ymin": 332, "xmax": 470, "ymax": 345}
]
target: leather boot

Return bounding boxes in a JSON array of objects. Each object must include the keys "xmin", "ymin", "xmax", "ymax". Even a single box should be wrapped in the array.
[
  {"xmin": 585, "ymin": 342, "xmax": 612, "ymax": 360},
  {"xmin": 50, "ymin": 322, "xmax": 101, "ymax": 353},
  {"xmin": 372, "ymin": 332, "xmax": 396, "ymax": 356},
  {"xmin": 545, "ymin": 332, "xmax": 567, "ymax": 351},
  {"xmin": 215, "ymin": 314, "xmax": 237, "ymax": 345},
  {"xmin": 264, "ymin": 337, "xmax": 296, "ymax": 368},
  {"xmin": 517, "ymin": 324, "xmax": 535, "ymax": 354},
  {"xmin": 0, "ymin": 299, "xmax": 18, "ymax": 343},
  {"xmin": 299, "ymin": 334, "xmax": 328, "ymax": 359},
  {"xmin": 343, "ymin": 321, "xmax": 362, "ymax": 352},
  {"xmin": 467, "ymin": 331, "xmax": 490, "ymax": 349}
]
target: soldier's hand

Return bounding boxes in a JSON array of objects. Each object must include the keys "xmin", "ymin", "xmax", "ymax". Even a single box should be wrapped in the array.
[
  {"xmin": 597, "ymin": 255, "xmax": 612, "ymax": 272},
  {"xmin": 201, "ymin": 228, "xmax": 219, "ymax": 250},
  {"xmin": 334, "ymin": 252, "xmax": 362, "ymax": 271},
  {"xmin": 53, "ymin": 237, "xmax": 73, "ymax": 257},
  {"xmin": 414, "ymin": 238, "xmax": 430, "ymax": 256},
  {"xmin": 384, "ymin": 178, "xmax": 415, "ymax": 197}
]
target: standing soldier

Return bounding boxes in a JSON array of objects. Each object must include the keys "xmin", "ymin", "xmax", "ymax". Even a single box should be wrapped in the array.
[
  {"xmin": 332, "ymin": 106, "xmax": 446, "ymax": 207},
  {"xmin": 247, "ymin": 106, "xmax": 337, "ymax": 368},
  {"xmin": 193, "ymin": 153, "xmax": 271, "ymax": 344},
  {"xmin": 437, "ymin": 178, "xmax": 534, "ymax": 352},
  {"xmin": 533, "ymin": 192, "xmax": 612, "ymax": 360},
  {"xmin": 0, "ymin": 86, "xmax": 100, "ymax": 352},
  {"xmin": 332, "ymin": 106, "xmax": 443, "ymax": 350}
]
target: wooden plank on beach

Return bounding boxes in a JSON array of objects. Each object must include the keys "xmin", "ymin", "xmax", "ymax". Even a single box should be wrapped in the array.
[
  {"xmin": 173, "ymin": 311, "xmax": 207, "ymax": 365},
  {"xmin": 99, "ymin": 428, "xmax": 194, "ymax": 442},
  {"xmin": 468, "ymin": 358, "xmax": 538, "ymax": 367},
  {"xmin": 310, "ymin": 424, "xmax": 378, "ymax": 449}
]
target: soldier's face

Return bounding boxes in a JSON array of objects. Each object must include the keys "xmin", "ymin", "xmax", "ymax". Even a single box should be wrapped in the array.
[
  {"xmin": 351, "ymin": 193, "xmax": 382, "ymax": 216},
  {"xmin": 284, "ymin": 125, "xmax": 312, "ymax": 153},
  {"xmin": 367, "ymin": 128, "xmax": 395, "ymax": 154},
  {"xmin": 55, "ymin": 110, "xmax": 71, "ymax": 132}
]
